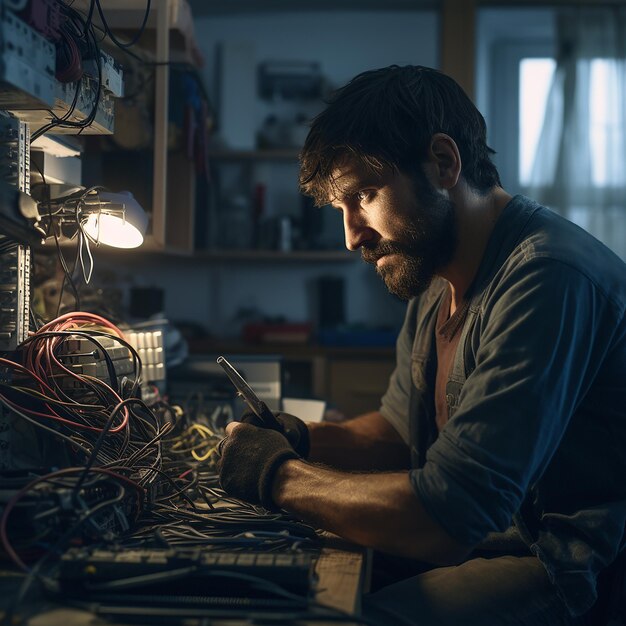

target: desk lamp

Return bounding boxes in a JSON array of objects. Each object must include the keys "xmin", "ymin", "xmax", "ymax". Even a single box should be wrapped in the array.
[
  {"xmin": 0, "ymin": 183, "xmax": 149, "ymax": 249},
  {"xmin": 37, "ymin": 186, "xmax": 149, "ymax": 249}
]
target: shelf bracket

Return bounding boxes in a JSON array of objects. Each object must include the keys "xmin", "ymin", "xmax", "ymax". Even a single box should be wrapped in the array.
[{"xmin": 152, "ymin": 0, "xmax": 170, "ymax": 247}]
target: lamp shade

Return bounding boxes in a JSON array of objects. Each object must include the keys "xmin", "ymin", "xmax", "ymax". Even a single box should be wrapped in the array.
[{"xmin": 81, "ymin": 191, "xmax": 149, "ymax": 248}]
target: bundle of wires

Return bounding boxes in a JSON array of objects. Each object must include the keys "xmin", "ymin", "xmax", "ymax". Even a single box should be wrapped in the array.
[
  {"xmin": 0, "ymin": 311, "xmax": 170, "ymax": 476},
  {"xmin": 0, "ymin": 465, "xmax": 146, "ymax": 626},
  {"xmin": 0, "ymin": 312, "xmax": 175, "ymax": 574},
  {"xmin": 125, "ymin": 413, "xmax": 320, "ymax": 554},
  {"xmin": 0, "ymin": 310, "xmax": 318, "ymax": 558},
  {"xmin": 30, "ymin": 0, "xmax": 152, "ymax": 142},
  {"xmin": 0, "ymin": 309, "xmax": 327, "ymax": 622},
  {"xmin": 31, "ymin": 1, "xmax": 102, "ymax": 142},
  {"xmin": 168, "ymin": 422, "xmax": 223, "ymax": 464},
  {"xmin": 0, "ymin": 467, "xmax": 145, "ymax": 572},
  {"xmin": 127, "ymin": 466, "xmax": 320, "ymax": 553}
]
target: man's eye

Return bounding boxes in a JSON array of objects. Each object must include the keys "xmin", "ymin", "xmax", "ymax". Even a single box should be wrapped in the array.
[{"xmin": 356, "ymin": 190, "xmax": 371, "ymax": 202}]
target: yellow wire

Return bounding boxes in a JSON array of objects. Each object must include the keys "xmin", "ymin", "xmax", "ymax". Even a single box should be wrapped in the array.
[
  {"xmin": 190, "ymin": 423, "xmax": 215, "ymax": 437},
  {"xmin": 189, "ymin": 423, "xmax": 219, "ymax": 462}
]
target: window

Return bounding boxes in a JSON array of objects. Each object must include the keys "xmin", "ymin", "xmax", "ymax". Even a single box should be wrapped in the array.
[
  {"xmin": 519, "ymin": 57, "xmax": 618, "ymax": 187},
  {"xmin": 518, "ymin": 58, "xmax": 555, "ymax": 186},
  {"xmin": 485, "ymin": 39, "xmax": 555, "ymax": 195},
  {"xmin": 480, "ymin": 8, "xmax": 626, "ymax": 260}
]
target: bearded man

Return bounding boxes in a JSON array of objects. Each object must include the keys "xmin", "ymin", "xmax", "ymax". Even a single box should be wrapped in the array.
[{"xmin": 218, "ymin": 65, "xmax": 626, "ymax": 625}]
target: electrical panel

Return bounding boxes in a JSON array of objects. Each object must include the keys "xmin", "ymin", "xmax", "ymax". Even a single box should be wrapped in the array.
[
  {"xmin": 54, "ymin": 328, "xmax": 166, "ymax": 394},
  {"xmin": 13, "ymin": 70, "xmax": 119, "ymax": 136},
  {"xmin": 1, "ymin": 5, "xmax": 122, "ymax": 134},
  {"xmin": 0, "ymin": 240, "xmax": 30, "ymax": 352},
  {"xmin": 0, "ymin": 7, "xmax": 56, "ymax": 110},
  {"xmin": 12, "ymin": 46, "xmax": 123, "ymax": 136},
  {"xmin": 51, "ymin": 74, "xmax": 116, "ymax": 134},
  {"xmin": 0, "ymin": 113, "xmax": 30, "ymax": 353},
  {"xmin": 0, "ymin": 111, "xmax": 30, "ymax": 193},
  {"xmin": 56, "ymin": 335, "xmax": 134, "ymax": 391},
  {"xmin": 92, "ymin": 49, "xmax": 124, "ymax": 99}
]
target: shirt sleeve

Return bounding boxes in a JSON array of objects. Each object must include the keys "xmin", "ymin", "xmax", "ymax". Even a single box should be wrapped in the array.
[
  {"xmin": 379, "ymin": 299, "xmax": 419, "ymax": 445},
  {"xmin": 410, "ymin": 256, "xmax": 616, "ymax": 546}
]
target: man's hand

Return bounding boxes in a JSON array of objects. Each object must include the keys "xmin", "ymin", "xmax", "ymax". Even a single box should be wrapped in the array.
[
  {"xmin": 240, "ymin": 410, "xmax": 310, "ymax": 458},
  {"xmin": 218, "ymin": 422, "xmax": 300, "ymax": 509}
]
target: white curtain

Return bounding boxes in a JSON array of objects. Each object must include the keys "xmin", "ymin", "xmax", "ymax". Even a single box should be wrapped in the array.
[{"xmin": 528, "ymin": 6, "xmax": 626, "ymax": 260}]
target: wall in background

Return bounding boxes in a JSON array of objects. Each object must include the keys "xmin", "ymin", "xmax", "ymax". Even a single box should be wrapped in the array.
[
  {"xmin": 131, "ymin": 10, "xmax": 439, "ymax": 338},
  {"xmin": 200, "ymin": 10, "xmax": 440, "ymax": 143}
]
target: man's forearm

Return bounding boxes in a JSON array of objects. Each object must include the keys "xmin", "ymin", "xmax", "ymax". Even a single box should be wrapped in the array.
[
  {"xmin": 272, "ymin": 459, "xmax": 470, "ymax": 565},
  {"xmin": 307, "ymin": 411, "xmax": 410, "ymax": 470}
]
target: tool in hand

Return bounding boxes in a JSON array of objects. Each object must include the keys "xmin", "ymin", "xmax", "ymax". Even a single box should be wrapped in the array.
[{"xmin": 216, "ymin": 355, "xmax": 283, "ymax": 431}]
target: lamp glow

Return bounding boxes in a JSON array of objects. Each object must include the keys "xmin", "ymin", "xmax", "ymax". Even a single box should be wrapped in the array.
[{"xmin": 81, "ymin": 191, "xmax": 148, "ymax": 249}]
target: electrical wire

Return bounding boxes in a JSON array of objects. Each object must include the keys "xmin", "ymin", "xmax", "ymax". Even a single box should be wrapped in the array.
[
  {"xmin": 94, "ymin": 0, "xmax": 151, "ymax": 49},
  {"xmin": 29, "ymin": 160, "xmax": 82, "ymax": 313},
  {"xmin": 0, "ymin": 467, "xmax": 143, "ymax": 571},
  {"xmin": 0, "ymin": 308, "xmax": 343, "ymax": 625},
  {"xmin": 0, "ymin": 468, "xmax": 144, "ymax": 626},
  {"xmin": 76, "ymin": 203, "xmax": 94, "ymax": 284},
  {"xmin": 30, "ymin": 1, "xmax": 103, "ymax": 141}
]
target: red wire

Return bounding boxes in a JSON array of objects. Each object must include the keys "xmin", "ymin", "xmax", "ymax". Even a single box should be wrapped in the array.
[
  {"xmin": 37, "ymin": 312, "xmax": 128, "ymax": 340},
  {"xmin": 0, "ymin": 316, "xmax": 141, "ymax": 569},
  {"xmin": 10, "ymin": 312, "xmax": 132, "ymax": 432},
  {"xmin": 0, "ymin": 357, "xmax": 55, "ymax": 394},
  {"xmin": 23, "ymin": 311, "xmax": 128, "ymax": 378},
  {"xmin": 0, "ymin": 357, "xmax": 129, "ymax": 434},
  {"xmin": 0, "ymin": 394, "xmax": 126, "ymax": 433}
]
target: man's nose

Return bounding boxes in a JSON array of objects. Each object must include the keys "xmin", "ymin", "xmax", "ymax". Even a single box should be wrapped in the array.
[{"xmin": 343, "ymin": 208, "xmax": 375, "ymax": 251}]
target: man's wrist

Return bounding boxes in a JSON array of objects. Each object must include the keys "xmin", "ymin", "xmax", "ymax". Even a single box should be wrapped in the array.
[{"xmin": 271, "ymin": 458, "xmax": 302, "ymax": 508}]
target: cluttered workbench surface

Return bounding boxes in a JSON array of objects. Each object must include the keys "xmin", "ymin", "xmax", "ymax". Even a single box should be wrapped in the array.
[
  {"xmin": 0, "ymin": 543, "xmax": 366, "ymax": 625},
  {"xmin": 0, "ymin": 314, "xmax": 368, "ymax": 625}
]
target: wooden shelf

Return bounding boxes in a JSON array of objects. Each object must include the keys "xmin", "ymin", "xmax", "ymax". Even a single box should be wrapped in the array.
[
  {"xmin": 70, "ymin": 0, "xmax": 201, "ymax": 66},
  {"xmin": 194, "ymin": 249, "xmax": 354, "ymax": 261},
  {"xmin": 207, "ymin": 149, "xmax": 301, "ymax": 161},
  {"xmin": 191, "ymin": 340, "xmax": 395, "ymax": 358},
  {"xmin": 70, "ymin": 0, "xmax": 203, "ymax": 252},
  {"xmin": 94, "ymin": 244, "xmax": 354, "ymax": 262}
]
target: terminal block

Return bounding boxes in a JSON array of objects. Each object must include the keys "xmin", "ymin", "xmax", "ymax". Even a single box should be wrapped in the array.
[{"xmin": 0, "ymin": 238, "xmax": 30, "ymax": 352}]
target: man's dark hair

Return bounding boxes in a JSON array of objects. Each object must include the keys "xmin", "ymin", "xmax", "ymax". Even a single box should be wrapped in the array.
[{"xmin": 299, "ymin": 65, "xmax": 501, "ymax": 205}]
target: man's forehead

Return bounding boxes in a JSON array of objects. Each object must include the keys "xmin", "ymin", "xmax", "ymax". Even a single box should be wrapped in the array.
[{"xmin": 328, "ymin": 161, "xmax": 387, "ymax": 199}]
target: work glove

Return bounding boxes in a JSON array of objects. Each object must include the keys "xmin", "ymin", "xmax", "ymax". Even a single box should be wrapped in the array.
[
  {"xmin": 240, "ymin": 410, "xmax": 310, "ymax": 458},
  {"xmin": 218, "ymin": 422, "xmax": 300, "ymax": 509}
]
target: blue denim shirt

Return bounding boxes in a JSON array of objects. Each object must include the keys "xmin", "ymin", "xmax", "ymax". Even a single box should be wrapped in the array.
[{"xmin": 380, "ymin": 195, "xmax": 626, "ymax": 616}]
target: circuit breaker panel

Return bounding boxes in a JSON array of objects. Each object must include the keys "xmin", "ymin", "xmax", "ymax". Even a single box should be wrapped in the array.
[
  {"xmin": 0, "ymin": 113, "xmax": 30, "ymax": 352},
  {"xmin": 0, "ymin": 240, "xmax": 30, "ymax": 352}
]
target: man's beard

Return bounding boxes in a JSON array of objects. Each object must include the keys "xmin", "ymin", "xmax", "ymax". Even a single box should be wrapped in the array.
[{"xmin": 361, "ymin": 177, "xmax": 457, "ymax": 300}]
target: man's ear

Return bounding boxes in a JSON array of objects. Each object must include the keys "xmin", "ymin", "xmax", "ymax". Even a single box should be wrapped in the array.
[{"xmin": 427, "ymin": 133, "xmax": 461, "ymax": 189}]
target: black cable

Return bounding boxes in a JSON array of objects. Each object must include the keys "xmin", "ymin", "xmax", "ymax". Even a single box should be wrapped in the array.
[
  {"xmin": 0, "ymin": 394, "xmax": 93, "ymax": 459},
  {"xmin": 30, "ymin": 160, "xmax": 82, "ymax": 312},
  {"xmin": 52, "ymin": 332, "xmax": 122, "ymax": 394},
  {"xmin": 30, "ymin": 48, "xmax": 82, "ymax": 141},
  {"xmin": 31, "ymin": 2, "xmax": 103, "ymax": 141},
  {"xmin": 94, "ymin": 0, "xmax": 151, "ymax": 49},
  {"xmin": 2, "ymin": 471, "xmax": 143, "ymax": 625},
  {"xmin": 83, "ymin": 0, "xmax": 96, "ymax": 37},
  {"xmin": 71, "ymin": 397, "xmax": 140, "ymax": 498},
  {"xmin": 55, "ymin": 242, "xmax": 82, "ymax": 317},
  {"xmin": 17, "ymin": 330, "xmax": 115, "ymax": 407}
]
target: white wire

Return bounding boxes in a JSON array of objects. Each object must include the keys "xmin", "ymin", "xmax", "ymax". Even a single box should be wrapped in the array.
[{"xmin": 77, "ymin": 222, "xmax": 94, "ymax": 284}]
